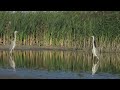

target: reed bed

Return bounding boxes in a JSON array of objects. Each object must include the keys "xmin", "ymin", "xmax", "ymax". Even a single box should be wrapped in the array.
[{"xmin": 0, "ymin": 11, "xmax": 120, "ymax": 52}]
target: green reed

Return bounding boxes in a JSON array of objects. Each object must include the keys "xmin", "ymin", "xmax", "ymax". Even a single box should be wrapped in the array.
[{"xmin": 0, "ymin": 11, "xmax": 120, "ymax": 52}]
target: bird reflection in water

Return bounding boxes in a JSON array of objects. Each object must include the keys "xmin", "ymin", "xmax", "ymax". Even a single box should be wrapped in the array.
[
  {"xmin": 92, "ymin": 60, "xmax": 100, "ymax": 75},
  {"xmin": 9, "ymin": 54, "xmax": 16, "ymax": 72},
  {"xmin": 91, "ymin": 36, "xmax": 100, "ymax": 76}
]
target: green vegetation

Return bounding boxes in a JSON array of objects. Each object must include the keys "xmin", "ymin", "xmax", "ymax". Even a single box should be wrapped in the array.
[{"xmin": 0, "ymin": 11, "xmax": 120, "ymax": 52}]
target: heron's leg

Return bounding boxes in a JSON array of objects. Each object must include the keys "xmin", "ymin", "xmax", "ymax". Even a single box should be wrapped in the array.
[
  {"xmin": 92, "ymin": 54, "xmax": 95, "ymax": 66},
  {"xmin": 93, "ymin": 55, "xmax": 95, "ymax": 61},
  {"xmin": 10, "ymin": 49, "xmax": 12, "ymax": 54},
  {"xmin": 10, "ymin": 48, "xmax": 14, "ymax": 55},
  {"xmin": 92, "ymin": 54, "xmax": 94, "ymax": 60},
  {"xmin": 97, "ymin": 56, "xmax": 99, "ymax": 60}
]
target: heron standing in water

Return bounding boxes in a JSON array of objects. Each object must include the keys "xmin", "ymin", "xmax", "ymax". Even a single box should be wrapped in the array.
[
  {"xmin": 91, "ymin": 36, "xmax": 99, "ymax": 60},
  {"xmin": 9, "ymin": 31, "xmax": 18, "ymax": 54}
]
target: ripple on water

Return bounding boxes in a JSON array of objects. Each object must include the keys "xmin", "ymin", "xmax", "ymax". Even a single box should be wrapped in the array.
[{"xmin": 0, "ymin": 68, "xmax": 119, "ymax": 79}]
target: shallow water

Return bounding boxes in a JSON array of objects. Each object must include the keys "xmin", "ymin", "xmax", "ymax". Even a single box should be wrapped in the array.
[{"xmin": 0, "ymin": 50, "xmax": 120, "ymax": 79}]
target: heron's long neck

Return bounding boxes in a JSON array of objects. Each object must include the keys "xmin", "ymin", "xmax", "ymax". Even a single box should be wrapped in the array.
[
  {"xmin": 92, "ymin": 37, "xmax": 95, "ymax": 48},
  {"xmin": 14, "ymin": 33, "xmax": 16, "ymax": 42}
]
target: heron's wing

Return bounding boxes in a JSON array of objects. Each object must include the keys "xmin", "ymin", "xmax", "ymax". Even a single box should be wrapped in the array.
[{"xmin": 95, "ymin": 47, "xmax": 100, "ymax": 57}]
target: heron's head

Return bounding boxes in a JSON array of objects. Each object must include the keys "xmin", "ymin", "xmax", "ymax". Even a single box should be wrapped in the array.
[
  {"xmin": 14, "ymin": 31, "xmax": 18, "ymax": 34},
  {"xmin": 91, "ymin": 36, "xmax": 94, "ymax": 38}
]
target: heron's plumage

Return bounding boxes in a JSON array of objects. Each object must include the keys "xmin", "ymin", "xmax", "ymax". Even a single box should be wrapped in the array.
[
  {"xmin": 91, "ymin": 36, "xmax": 99, "ymax": 59},
  {"xmin": 9, "ymin": 31, "xmax": 18, "ymax": 53}
]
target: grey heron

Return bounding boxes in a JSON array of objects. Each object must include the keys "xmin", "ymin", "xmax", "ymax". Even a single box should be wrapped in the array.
[
  {"xmin": 91, "ymin": 36, "xmax": 99, "ymax": 59},
  {"xmin": 9, "ymin": 31, "xmax": 18, "ymax": 54}
]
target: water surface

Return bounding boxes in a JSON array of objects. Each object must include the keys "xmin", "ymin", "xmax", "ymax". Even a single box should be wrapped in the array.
[{"xmin": 0, "ymin": 50, "xmax": 120, "ymax": 79}]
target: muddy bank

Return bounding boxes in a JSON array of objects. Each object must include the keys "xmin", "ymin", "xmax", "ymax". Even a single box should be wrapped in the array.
[
  {"xmin": 0, "ymin": 45, "xmax": 83, "ymax": 51},
  {"xmin": 0, "ymin": 45, "xmax": 120, "ymax": 53}
]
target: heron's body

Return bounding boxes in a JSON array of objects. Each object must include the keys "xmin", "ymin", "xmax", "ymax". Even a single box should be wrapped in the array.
[
  {"xmin": 9, "ymin": 31, "xmax": 18, "ymax": 54},
  {"xmin": 92, "ymin": 46, "xmax": 98, "ymax": 58},
  {"xmin": 91, "ymin": 36, "xmax": 99, "ymax": 59},
  {"xmin": 10, "ymin": 41, "xmax": 16, "ymax": 53}
]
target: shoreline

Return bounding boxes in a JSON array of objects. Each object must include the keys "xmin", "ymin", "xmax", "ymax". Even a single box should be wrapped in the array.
[
  {"xmin": 0, "ymin": 45, "xmax": 120, "ymax": 53},
  {"xmin": 0, "ymin": 45, "xmax": 83, "ymax": 51}
]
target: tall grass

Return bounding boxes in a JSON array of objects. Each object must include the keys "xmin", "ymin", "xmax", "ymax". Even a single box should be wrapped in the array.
[{"xmin": 0, "ymin": 11, "xmax": 120, "ymax": 52}]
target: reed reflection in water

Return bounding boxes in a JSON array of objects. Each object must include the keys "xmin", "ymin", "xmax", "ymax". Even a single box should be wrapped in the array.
[{"xmin": 0, "ymin": 50, "xmax": 120, "ymax": 75}]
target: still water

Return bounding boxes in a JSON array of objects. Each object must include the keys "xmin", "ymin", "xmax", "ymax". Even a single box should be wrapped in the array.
[{"xmin": 0, "ymin": 50, "xmax": 120, "ymax": 79}]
